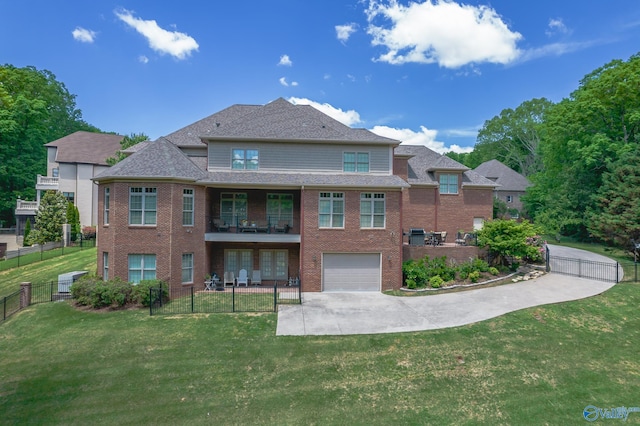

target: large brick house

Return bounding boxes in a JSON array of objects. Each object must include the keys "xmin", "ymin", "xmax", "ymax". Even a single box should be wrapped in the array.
[{"xmin": 94, "ymin": 98, "xmax": 495, "ymax": 293}]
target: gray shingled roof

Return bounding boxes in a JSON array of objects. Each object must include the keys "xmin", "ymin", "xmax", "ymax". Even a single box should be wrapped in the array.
[
  {"xmin": 165, "ymin": 98, "xmax": 399, "ymax": 146},
  {"xmin": 45, "ymin": 131, "xmax": 123, "ymax": 166},
  {"xmin": 394, "ymin": 144, "xmax": 497, "ymax": 188},
  {"xmin": 199, "ymin": 171, "xmax": 409, "ymax": 189},
  {"xmin": 94, "ymin": 138, "xmax": 207, "ymax": 181},
  {"xmin": 474, "ymin": 160, "xmax": 531, "ymax": 191}
]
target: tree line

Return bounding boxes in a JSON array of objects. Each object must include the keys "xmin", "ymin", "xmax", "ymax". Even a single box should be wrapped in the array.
[{"xmin": 448, "ymin": 53, "xmax": 640, "ymax": 250}]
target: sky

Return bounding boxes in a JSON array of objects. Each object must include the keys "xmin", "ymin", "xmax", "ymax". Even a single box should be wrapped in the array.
[{"xmin": 3, "ymin": 0, "xmax": 640, "ymax": 153}]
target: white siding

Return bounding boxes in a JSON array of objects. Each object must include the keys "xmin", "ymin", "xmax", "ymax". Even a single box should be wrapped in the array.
[{"xmin": 208, "ymin": 141, "xmax": 392, "ymax": 174}]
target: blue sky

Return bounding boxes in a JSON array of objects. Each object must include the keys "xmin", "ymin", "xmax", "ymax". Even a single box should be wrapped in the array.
[{"xmin": 3, "ymin": 1, "xmax": 640, "ymax": 153}]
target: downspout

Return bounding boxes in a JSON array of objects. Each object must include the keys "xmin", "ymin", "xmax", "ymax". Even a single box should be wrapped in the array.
[{"xmin": 300, "ymin": 185, "xmax": 304, "ymax": 290}]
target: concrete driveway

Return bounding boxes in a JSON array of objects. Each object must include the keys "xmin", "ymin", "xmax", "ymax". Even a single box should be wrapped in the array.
[{"xmin": 276, "ymin": 245, "xmax": 618, "ymax": 336}]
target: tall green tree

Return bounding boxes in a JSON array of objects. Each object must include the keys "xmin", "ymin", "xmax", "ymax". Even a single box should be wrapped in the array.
[
  {"xmin": 25, "ymin": 190, "xmax": 67, "ymax": 245},
  {"xmin": 0, "ymin": 64, "xmax": 98, "ymax": 226},
  {"xmin": 525, "ymin": 54, "xmax": 640, "ymax": 239},
  {"xmin": 106, "ymin": 133, "xmax": 149, "ymax": 165},
  {"xmin": 587, "ymin": 146, "xmax": 640, "ymax": 247},
  {"xmin": 66, "ymin": 202, "xmax": 81, "ymax": 242},
  {"xmin": 473, "ymin": 98, "xmax": 552, "ymax": 176}
]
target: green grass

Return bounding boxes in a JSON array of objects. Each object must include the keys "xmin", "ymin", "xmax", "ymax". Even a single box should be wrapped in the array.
[
  {"xmin": 1, "ymin": 282, "xmax": 639, "ymax": 424},
  {"xmin": 1, "ymin": 245, "xmax": 639, "ymax": 424},
  {"xmin": 0, "ymin": 247, "xmax": 97, "ymax": 296}
]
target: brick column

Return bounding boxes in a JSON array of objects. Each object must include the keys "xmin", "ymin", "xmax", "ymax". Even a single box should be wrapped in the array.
[{"xmin": 20, "ymin": 282, "xmax": 31, "ymax": 309}]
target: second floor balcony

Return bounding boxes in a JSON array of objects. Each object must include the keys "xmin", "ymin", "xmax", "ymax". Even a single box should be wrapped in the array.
[{"xmin": 36, "ymin": 175, "xmax": 59, "ymax": 191}]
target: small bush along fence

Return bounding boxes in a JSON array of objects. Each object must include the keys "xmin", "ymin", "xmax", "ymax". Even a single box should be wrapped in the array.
[
  {"xmin": 403, "ymin": 255, "xmax": 505, "ymax": 289},
  {"xmin": 70, "ymin": 276, "xmax": 169, "ymax": 309}
]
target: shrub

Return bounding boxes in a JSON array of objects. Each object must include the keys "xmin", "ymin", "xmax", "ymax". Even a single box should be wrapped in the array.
[
  {"xmin": 90, "ymin": 277, "xmax": 132, "ymax": 308},
  {"xmin": 471, "ymin": 258, "xmax": 490, "ymax": 273},
  {"xmin": 469, "ymin": 271, "xmax": 481, "ymax": 283},
  {"xmin": 429, "ymin": 275, "xmax": 444, "ymax": 288},
  {"xmin": 489, "ymin": 267, "xmax": 500, "ymax": 276},
  {"xmin": 131, "ymin": 279, "xmax": 168, "ymax": 307},
  {"xmin": 82, "ymin": 226, "xmax": 96, "ymax": 239},
  {"xmin": 403, "ymin": 259, "xmax": 429, "ymax": 288},
  {"xmin": 71, "ymin": 275, "xmax": 101, "ymax": 306},
  {"xmin": 477, "ymin": 219, "xmax": 544, "ymax": 266}
]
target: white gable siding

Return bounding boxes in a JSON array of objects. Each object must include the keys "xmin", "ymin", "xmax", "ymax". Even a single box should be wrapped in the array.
[{"xmin": 208, "ymin": 141, "xmax": 392, "ymax": 174}]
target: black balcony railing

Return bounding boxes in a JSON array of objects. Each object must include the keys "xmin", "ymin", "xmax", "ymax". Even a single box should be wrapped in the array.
[{"xmin": 208, "ymin": 215, "xmax": 293, "ymax": 234}]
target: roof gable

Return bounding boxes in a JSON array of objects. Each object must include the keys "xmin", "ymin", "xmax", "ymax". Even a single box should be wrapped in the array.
[
  {"xmin": 45, "ymin": 131, "xmax": 123, "ymax": 166},
  {"xmin": 394, "ymin": 144, "xmax": 496, "ymax": 187},
  {"xmin": 474, "ymin": 160, "xmax": 531, "ymax": 191},
  {"xmin": 94, "ymin": 138, "xmax": 206, "ymax": 181}
]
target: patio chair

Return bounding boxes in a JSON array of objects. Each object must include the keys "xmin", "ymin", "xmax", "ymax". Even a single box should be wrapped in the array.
[
  {"xmin": 223, "ymin": 271, "xmax": 235, "ymax": 287},
  {"xmin": 455, "ymin": 232, "xmax": 466, "ymax": 246},
  {"xmin": 440, "ymin": 231, "xmax": 447, "ymax": 244},
  {"xmin": 275, "ymin": 220, "xmax": 290, "ymax": 233},
  {"xmin": 213, "ymin": 219, "xmax": 229, "ymax": 232},
  {"xmin": 237, "ymin": 269, "xmax": 249, "ymax": 287},
  {"xmin": 251, "ymin": 270, "xmax": 262, "ymax": 286}
]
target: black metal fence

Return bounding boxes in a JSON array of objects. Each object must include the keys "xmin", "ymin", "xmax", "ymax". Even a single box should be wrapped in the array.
[
  {"xmin": 149, "ymin": 283, "xmax": 301, "ymax": 316},
  {"xmin": 1, "ymin": 281, "xmax": 71, "ymax": 324},
  {"xmin": 0, "ymin": 238, "xmax": 95, "ymax": 271},
  {"xmin": 546, "ymin": 253, "xmax": 638, "ymax": 283}
]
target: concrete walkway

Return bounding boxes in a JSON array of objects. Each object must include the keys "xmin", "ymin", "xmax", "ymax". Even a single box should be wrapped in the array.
[{"xmin": 276, "ymin": 245, "xmax": 617, "ymax": 336}]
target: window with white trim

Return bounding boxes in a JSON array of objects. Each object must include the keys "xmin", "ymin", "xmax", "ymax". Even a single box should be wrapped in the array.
[
  {"xmin": 360, "ymin": 193, "xmax": 385, "ymax": 228},
  {"xmin": 103, "ymin": 252, "xmax": 109, "ymax": 280},
  {"xmin": 128, "ymin": 254, "xmax": 156, "ymax": 284},
  {"xmin": 439, "ymin": 174, "xmax": 459, "ymax": 194},
  {"xmin": 506, "ymin": 195, "xmax": 513, "ymax": 203},
  {"xmin": 260, "ymin": 250, "xmax": 288, "ymax": 280},
  {"xmin": 232, "ymin": 149, "xmax": 259, "ymax": 170},
  {"xmin": 104, "ymin": 187, "xmax": 110, "ymax": 225},
  {"xmin": 319, "ymin": 192, "xmax": 344, "ymax": 228},
  {"xmin": 183, "ymin": 189, "xmax": 194, "ymax": 226},
  {"xmin": 224, "ymin": 250, "xmax": 252, "ymax": 276},
  {"xmin": 182, "ymin": 253, "xmax": 194, "ymax": 284},
  {"xmin": 343, "ymin": 152, "xmax": 369, "ymax": 172},
  {"xmin": 129, "ymin": 187, "xmax": 157, "ymax": 225}
]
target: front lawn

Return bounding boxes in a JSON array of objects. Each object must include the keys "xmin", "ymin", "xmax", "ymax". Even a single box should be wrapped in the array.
[{"xmin": 1, "ymin": 281, "xmax": 638, "ymax": 424}]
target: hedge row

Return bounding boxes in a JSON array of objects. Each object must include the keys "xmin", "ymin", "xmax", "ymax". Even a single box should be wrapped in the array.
[
  {"xmin": 402, "ymin": 256, "xmax": 504, "ymax": 289},
  {"xmin": 70, "ymin": 275, "xmax": 169, "ymax": 309}
]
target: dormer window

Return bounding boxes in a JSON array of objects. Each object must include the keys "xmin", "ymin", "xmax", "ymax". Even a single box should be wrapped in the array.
[
  {"xmin": 343, "ymin": 152, "xmax": 369, "ymax": 172},
  {"xmin": 232, "ymin": 149, "xmax": 259, "ymax": 170},
  {"xmin": 439, "ymin": 174, "xmax": 459, "ymax": 194}
]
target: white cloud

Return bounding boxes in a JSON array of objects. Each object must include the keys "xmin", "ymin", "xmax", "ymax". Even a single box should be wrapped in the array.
[
  {"xmin": 114, "ymin": 8, "xmax": 199, "ymax": 60},
  {"xmin": 365, "ymin": 0, "xmax": 522, "ymax": 68},
  {"xmin": 288, "ymin": 97, "xmax": 362, "ymax": 126},
  {"xmin": 336, "ymin": 23, "xmax": 357, "ymax": 43},
  {"xmin": 546, "ymin": 18, "xmax": 570, "ymax": 37},
  {"xmin": 138, "ymin": 55, "xmax": 149, "ymax": 64},
  {"xmin": 72, "ymin": 27, "xmax": 96, "ymax": 43},
  {"xmin": 278, "ymin": 54, "xmax": 292, "ymax": 66},
  {"xmin": 279, "ymin": 77, "xmax": 298, "ymax": 87},
  {"xmin": 289, "ymin": 98, "xmax": 473, "ymax": 153},
  {"xmin": 517, "ymin": 40, "xmax": 598, "ymax": 63},
  {"xmin": 371, "ymin": 125, "xmax": 473, "ymax": 154}
]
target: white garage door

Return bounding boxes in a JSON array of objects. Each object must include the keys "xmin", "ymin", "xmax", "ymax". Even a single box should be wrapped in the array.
[{"xmin": 323, "ymin": 253, "xmax": 381, "ymax": 292}]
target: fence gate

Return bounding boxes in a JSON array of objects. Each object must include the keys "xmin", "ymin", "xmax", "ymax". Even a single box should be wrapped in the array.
[{"xmin": 546, "ymin": 252, "xmax": 621, "ymax": 283}]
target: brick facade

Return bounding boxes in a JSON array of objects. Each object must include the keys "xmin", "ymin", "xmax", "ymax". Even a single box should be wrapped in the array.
[{"xmin": 300, "ymin": 189, "xmax": 403, "ymax": 291}]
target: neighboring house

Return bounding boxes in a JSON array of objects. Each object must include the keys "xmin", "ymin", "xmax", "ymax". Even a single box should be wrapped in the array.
[
  {"xmin": 93, "ymin": 98, "xmax": 495, "ymax": 294},
  {"xmin": 15, "ymin": 131, "xmax": 123, "ymax": 237},
  {"xmin": 473, "ymin": 160, "xmax": 531, "ymax": 218}
]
